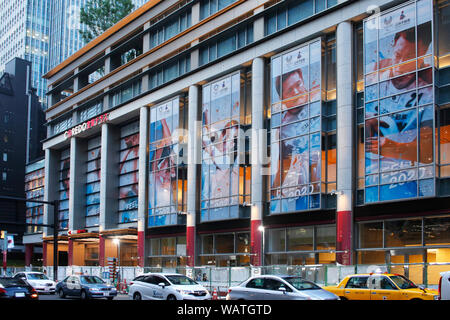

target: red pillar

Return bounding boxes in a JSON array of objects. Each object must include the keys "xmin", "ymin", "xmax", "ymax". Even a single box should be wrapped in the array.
[
  {"xmin": 186, "ymin": 226, "xmax": 195, "ymax": 267},
  {"xmin": 42, "ymin": 242, "xmax": 47, "ymax": 267},
  {"xmin": 25, "ymin": 244, "xmax": 34, "ymax": 266},
  {"xmin": 250, "ymin": 220, "xmax": 263, "ymax": 266},
  {"xmin": 336, "ymin": 210, "xmax": 353, "ymax": 265},
  {"xmin": 99, "ymin": 236, "xmax": 105, "ymax": 267},
  {"xmin": 67, "ymin": 239, "xmax": 73, "ymax": 266},
  {"xmin": 137, "ymin": 231, "xmax": 145, "ymax": 267}
]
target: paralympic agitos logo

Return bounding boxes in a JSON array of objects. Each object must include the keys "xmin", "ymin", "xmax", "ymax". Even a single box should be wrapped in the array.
[{"xmin": 64, "ymin": 113, "xmax": 110, "ymax": 139}]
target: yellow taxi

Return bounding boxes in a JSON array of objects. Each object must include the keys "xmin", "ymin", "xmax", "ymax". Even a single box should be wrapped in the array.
[{"xmin": 323, "ymin": 273, "xmax": 439, "ymax": 300}]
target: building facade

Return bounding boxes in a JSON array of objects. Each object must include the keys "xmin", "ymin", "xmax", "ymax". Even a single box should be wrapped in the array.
[
  {"xmin": 0, "ymin": 0, "xmax": 52, "ymax": 104},
  {"xmin": 40, "ymin": 0, "xmax": 450, "ymax": 285},
  {"xmin": 0, "ymin": 58, "xmax": 46, "ymax": 262}
]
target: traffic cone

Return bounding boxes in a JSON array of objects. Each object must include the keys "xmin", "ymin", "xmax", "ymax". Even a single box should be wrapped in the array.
[
  {"xmin": 212, "ymin": 288, "xmax": 218, "ymax": 300},
  {"xmin": 122, "ymin": 279, "xmax": 128, "ymax": 294}
]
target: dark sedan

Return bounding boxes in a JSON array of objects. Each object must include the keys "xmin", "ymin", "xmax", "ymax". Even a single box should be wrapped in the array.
[
  {"xmin": 0, "ymin": 277, "xmax": 39, "ymax": 300},
  {"xmin": 56, "ymin": 275, "xmax": 117, "ymax": 300}
]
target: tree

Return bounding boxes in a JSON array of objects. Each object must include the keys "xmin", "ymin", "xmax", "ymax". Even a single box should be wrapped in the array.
[{"xmin": 79, "ymin": 0, "xmax": 135, "ymax": 43}]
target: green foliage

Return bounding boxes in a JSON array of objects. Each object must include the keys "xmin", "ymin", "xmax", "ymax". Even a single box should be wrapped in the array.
[{"xmin": 79, "ymin": 0, "xmax": 135, "ymax": 43}]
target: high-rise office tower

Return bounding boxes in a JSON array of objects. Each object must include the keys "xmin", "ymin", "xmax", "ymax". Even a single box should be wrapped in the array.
[{"xmin": 0, "ymin": 0, "xmax": 147, "ymax": 108}]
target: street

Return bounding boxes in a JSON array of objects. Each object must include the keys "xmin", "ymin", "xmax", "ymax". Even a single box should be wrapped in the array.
[{"xmin": 37, "ymin": 293, "xmax": 131, "ymax": 301}]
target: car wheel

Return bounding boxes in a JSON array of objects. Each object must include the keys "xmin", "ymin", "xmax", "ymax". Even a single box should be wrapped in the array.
[
  {"xmin": 167, "ymin": 294, "xmax": 177, "ymax": 301},
  {"xmin": 58, "ymin": 289, "xmax": 66, "ymax": 299},
  {"xmin": 133, "ymin": 292, "xmax": 142, "ymax": 300},
  {"xmin": 107, "ymin": 297, "xmax": 114, "ymax": 301},
  {"xmin": 339, "ymin": 296, "xmax": 347, "ymax": 301},
  {"xmin": 80, "ymin": 290, "xmax": 89, "ymax": 300}
]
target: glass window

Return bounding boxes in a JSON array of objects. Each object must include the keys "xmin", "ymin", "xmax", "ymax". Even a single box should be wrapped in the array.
[
  {"xmin": 316, "ymin": 225, "xmax": 335, "ymax": 250},
  {"xmin": 270, "ymin": 40, "xmax": 323, "ymax": 214},
  {"xmin": 424, "ymin": 216, "xmax": 450, "ymax": 245},
  {"xmin": 161, "ymin": 237, "xmax": 176, "ymax": 255},
  {"xmin": 363, "ymin": 0, "xmax": 435, "ymax": 203},
  {"xmin": 287, "ymin": 227, "xmax": 313, "ymax": 251},
  {"xmin": 345, "ymin": 276, "xmax": 369, "ymax": 289},
  {"xmin": 268, "ymin": 229, "xmax": 285, "ymax": 252},
  {"xmin": 150, "ymin": 239, "xmax": 160, "ymax": 256},
  {"xmin": 384, "ymin": 219, "xmax": 422, "ymax": 247},
  {"xmin": 118, "ymin": 121, "xmax": 139, "ymax": 223},
  {"xmin": 236, "ymin": 233, "xmax": 250, "ymax": 254},
  {"xmin": 215, "ymin": 234, "xmax": 234, "ymax": 253},
  {"xmin": 359, "ymin": 222, "xmax": 383, "ymax": 248},
  {"xmin": 202, "ymin": 235, "xmax": 214, "ymax": 254},
  {"xmin": 246, "ymin": 278, "xmax": 264, "ymax": 289},
  {"xmin": 148, "ymin": 97, "xmax": 187, "ymax": 227}
]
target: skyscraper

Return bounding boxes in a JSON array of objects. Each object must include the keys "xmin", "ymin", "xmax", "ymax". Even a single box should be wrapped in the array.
[
  {"xmin": 49, "ymin": 0, "xmax": 148, "ymax": 70},
  {"xmin": 0, "ymin": 0, "xmax": 52, "ymax": 105},
  {"xmin": 0, "ymin": 0, "xmax": 147, "ymax": 107}
]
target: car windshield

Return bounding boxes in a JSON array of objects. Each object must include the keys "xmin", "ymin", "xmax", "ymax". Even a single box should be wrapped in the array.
[
  {"xmin": 389, "ymin": 275, "xmax": 417, "ymax": 289},
  {"xmin": 80, "ymin": 276, "xmax": 105, "ymax": 284},
  {"xmin": 283, "ymin": 277, "xmax": 321, "ymax": 291},
  {"xmin": 165, "ymin": 275, "xmax": 197, "ymax": 286},
  {"xmin": 27, "ymin": 273, "xmax": 48, "ymax": 280},
  {"xmin": 0, "ymin": 278, "xmax": 27, "ymax": 288}
]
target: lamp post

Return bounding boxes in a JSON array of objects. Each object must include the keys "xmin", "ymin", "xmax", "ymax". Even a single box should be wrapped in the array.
[{"xmin": 258, "ymin": 225, "xmax": 265, "ymax": 267}]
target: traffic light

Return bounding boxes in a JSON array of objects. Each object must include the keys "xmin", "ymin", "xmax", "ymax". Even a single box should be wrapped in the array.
[{"xmin": 0, "ymin": 230, "xmax": 5, "ymax": 239}]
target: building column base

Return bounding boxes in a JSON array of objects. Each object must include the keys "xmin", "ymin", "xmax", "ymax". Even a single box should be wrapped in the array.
[
  {"xmin": 138, "ymin": 231, "xmax": 145, "ymax": 268},
  {"xmin": 99, "ymin": 236, "xmax": 105, "ymax": 267},
  {"xmin": 250, "ymin": 220, "xmax": 263, "ymax": 266},
  {"xmin": 25, "ymin": 244, "xmax": 34, "ymax": 266},
  {"xmin": 186, "ymin": 226, "xmax": 195, "ymax": 267},
  {"xmin": 336, "ymin": 210, "xmax": 353, "ymax": 265}
]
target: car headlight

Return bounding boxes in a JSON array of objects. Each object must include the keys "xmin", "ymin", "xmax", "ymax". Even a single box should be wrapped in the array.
[
  {"xmin": 89, "ymin": 288, "xmax": 101, "ymax": 292},
  {"xmin": 110, "ymin": 287, "xmax": 117, "ymax": 292},
  {"xmin": 434, "ymin": 295, "xmax": 439, "ymax": 300},
  {"xmin": 176, "ymin": 289, "xmax": 193, "ymax": 295}
]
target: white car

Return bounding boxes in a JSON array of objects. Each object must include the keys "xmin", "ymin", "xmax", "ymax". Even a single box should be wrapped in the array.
[
  {"xmin": 439, "ymin": 271, "xmax": 450, "ymax": 300},
  {"xmin": 13, "ymin": 272, "xmax": 56, "ymax": 294},
  {"xmin": 128, "ymin": 273, "xmax": 211, "ymax": 300}
]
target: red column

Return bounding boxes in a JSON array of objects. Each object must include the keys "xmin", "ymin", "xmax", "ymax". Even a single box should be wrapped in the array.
[
  {"xmin": 250, "ymin": 220, "xmax": 262, "ymax": 266},
  {"xmin": 42, "ymin": 242, "xmax": 47, "ymax": 267},
  {"xmin": 99, "ymin": 236, "xmax": 105, "ymax": 267},
  {"xmin": 186, "ymin": 226, "xmax": 195, "ymax": 267},
  {"xmin": 336, "ymin": 210, "xmax": 353, "ymax": 265},
  {"xmin": 67, "ymin": 239, "xmax": 73, "ymax": 266},
  {"xmin": 25, "ymin": 244, "xmax": 34, "ymax": 266},
  {"xmin": 137, "ymin": 231, "xmax": 145, "ymax": 267}
]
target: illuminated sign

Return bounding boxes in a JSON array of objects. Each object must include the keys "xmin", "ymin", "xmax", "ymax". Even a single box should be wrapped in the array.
[{"xmin": 64, "ymin": 113, "xmax": 110, "ymax": 139}]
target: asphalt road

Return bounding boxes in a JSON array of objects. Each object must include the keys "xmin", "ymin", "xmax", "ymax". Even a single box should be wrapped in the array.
[{"xmin": 38, "ymin": 293, "xmax": 131, "ymax": 300}]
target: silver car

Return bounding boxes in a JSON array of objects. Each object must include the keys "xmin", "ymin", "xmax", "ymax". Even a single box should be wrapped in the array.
[{"xmin": 226, "ymin": 275, "xmax": 340, "ymax": 300}]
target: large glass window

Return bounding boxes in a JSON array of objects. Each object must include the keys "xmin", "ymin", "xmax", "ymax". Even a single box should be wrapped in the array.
[
  {"xmin": 199, "ymin": 232, "xmax": 250, "ymax": 267},
  {"xmin": 58, "ymin": 148, "xmax": 70, "ymax": 230},
  {"xmin": 363, "ymin": 0, "xmax": 435, "ymax": 203},
  {"xmin": 78, "ymin": 100, "xmax": 103, "ymax": 123},
  {"xmin": 270, "ymin": 39, "xmax": 323, "ymax": 214},
  {"xmin": 148, "ymin": 56, "xmax": 191, "ymax": 90},
  {"xmin": 200, "ymin": 72, "xmax": 251, "ymax": 222},
  {"xmin": 200, "ymin": 0, "xmax": 237, "ymax": 20},
  {"xmin": 110, "ymin": 80, "xmax": 142, "ymax": 108},
  {"xmin": 265, "ymin": 0, "xmax": 338, "ymax": 36},
  {"xmin": 25, "ymin": 165, "xmax": 44, "ymax": 234},
  {"xmin": 424, "ymin": 216, "xmax": 450, "ymax": 245},
  {"xmin": 85, "ymin": 136, "xmax": 101, "ymax": 227},
  {"xmin": 118, "ymin": 121, "xmax": 139, "ymax": 223},
  {"xmin": 148, "ymin": 97, "xmax": 187, "ymax": 227},
  {"xmin": 150, "ymin": 9, "xmax": 192, "ymax": 48},
  {"xmin": 148, "ymin": 236, "xmax": 187, "ymax": 268},
  {"xmin": 266, "ymin": 225, "xmax": 336, "ymax": 265}
]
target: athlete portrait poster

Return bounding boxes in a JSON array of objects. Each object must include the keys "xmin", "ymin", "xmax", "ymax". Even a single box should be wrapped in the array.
[
  {"xmin": 201, "ymin": 74, "xmax": 241, "ymax": 221},
  {"xmin": 364, "ymin": 0, "xmax": 435, "ymax": 202},
  {"xmin": 270, "ymin": 40, "xmax": 322, "ymax": 214}
]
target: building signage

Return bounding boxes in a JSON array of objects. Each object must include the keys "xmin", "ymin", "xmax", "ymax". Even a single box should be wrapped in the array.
[{"xmin": 64, "ymin": 113, "xmax": 110, "ymax": 139}]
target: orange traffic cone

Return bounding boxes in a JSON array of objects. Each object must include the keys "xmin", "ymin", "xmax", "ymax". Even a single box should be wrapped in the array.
[{"xmin": 212, "ymin": 288, "xmax": 218, "ymax": 300}]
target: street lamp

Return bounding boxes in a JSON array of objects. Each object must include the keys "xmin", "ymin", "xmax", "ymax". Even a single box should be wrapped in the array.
[{"xmin": 258, "ymin": 225, "xmax": 265, "ymax": 267}]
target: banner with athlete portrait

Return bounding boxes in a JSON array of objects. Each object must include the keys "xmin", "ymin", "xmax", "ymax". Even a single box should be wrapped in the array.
[
  {"xmin": 270, "ymin": 39, "xmax": 322, "ymax": 214},
  {"xmin": 148, "ymin": 97, "xmax": 183, "ymax": 227},
  {"xmin": 363, "ymin": 0, "xmax": 435, "ymax": 203},
  {"xmin": 201, "ymin": 73, "xmax": 241, "ymax": 222}
]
